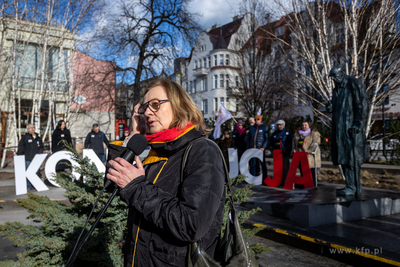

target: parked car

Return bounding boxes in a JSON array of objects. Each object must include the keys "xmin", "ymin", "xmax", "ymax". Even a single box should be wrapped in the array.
[{"xmin": 368, "ymin": 134, "xmax": 400, "ymax": 151}]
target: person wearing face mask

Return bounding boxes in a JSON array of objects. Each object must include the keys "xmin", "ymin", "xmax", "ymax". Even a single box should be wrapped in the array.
[
  {"xmin": 293, "ymin": 121, "xmax": 321, "ymax": 187},
  {"xmin": 106, "ymin": 79, "xmax": 225, "ymax": 267},
  {"xmin": 269, "ymin": 120, "xmax": 293, "ymax": 186}
]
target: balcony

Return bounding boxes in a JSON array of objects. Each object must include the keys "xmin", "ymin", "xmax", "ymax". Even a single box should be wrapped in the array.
[{"xmin": 193, "ymin": 67, "xmax": 208, "ymax": 77}]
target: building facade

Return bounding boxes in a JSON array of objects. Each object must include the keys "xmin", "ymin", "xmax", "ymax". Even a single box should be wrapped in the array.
[{"xmin": 173, "ymin": 13, "xmax": 258, "ymax": 120}]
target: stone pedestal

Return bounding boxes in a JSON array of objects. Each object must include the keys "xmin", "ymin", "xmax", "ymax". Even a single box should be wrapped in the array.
[{"xmin": 241, "ymin": 183, "xmax": 400, "ymax": 227}]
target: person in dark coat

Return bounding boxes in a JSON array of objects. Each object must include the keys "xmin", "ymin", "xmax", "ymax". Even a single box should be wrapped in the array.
[
  {"xmin": 17, "ymin": 124, "xmax": 44, "ymax": 190},
  {"xmin": 219, "ymin": 130, "xmax": 235, "ymax": 168},
  {"xmin": 246, "ymin": 115, "xmax": 269, "ymax": 176},
  {"xmin": 232, "ymin": 120, "xmax": 246, "ymax": 160},
  {"xmin": 52, "ymin": 120, "xmax": 73, "ymax": 171},
  {"xmin": 52, "ymin": 120, "xmax": 72, "ymax": 152},
  {"xmin": 326, "ymin": 66, "xmax": 369, "ymax": 196},
  {"xmin": 119, "ymin": 127, "xmax": 130, "ymax": 141},
  {"xmin": 84, "ymin": 124, "xmax": 109, "ymax": 162},
  {"xmin": 269, "ymin": 120, "xmax": 293, "ymax": 186},
  {"xmin": 106, "ymin": 79, "xmax": 225, "ymax": 267}
]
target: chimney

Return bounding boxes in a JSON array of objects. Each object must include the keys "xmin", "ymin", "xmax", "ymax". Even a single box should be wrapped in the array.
[
  {"xmin": 211, "ymin": 24, "xmax": 217, "ymax": 29},
  {"xmin": 233, "ymin": 15, "xmax": 239, "ymax": 21},
  {"xmin": 265, "ymin": 13, "xmax": 271, "ymax": 24}
]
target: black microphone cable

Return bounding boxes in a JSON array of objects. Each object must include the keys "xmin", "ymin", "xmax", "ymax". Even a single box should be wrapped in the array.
[{"xmin": 65, "ymin": 134, "xmax": 148, "ymax": 267}]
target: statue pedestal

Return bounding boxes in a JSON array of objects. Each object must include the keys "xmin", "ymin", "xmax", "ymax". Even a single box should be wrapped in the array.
[{"xmin": 241, "ymin": 183, "xmax": 400, "ymax": 227}]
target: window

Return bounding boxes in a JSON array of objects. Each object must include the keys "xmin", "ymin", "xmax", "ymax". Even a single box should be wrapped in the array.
[
  {"xmin": 220, "ymin": 54, "xmax": 224, "ymax": 65},
  {"xmin": 336, "ymin": 24, "xmax": 345, "ymax": 44},
  {"xmin": 375, "ymin": 85, "xmax": 390, "ymax": 106},
  {"xmin": 185, "ymin": 82, "xmax": 188, "ymax": 92},
  {"xmin": 190, "ymin": 81, "xmax": 193, "ymax": 93},
  {"xmin": 275, "ymin": 26, "xmax": 284, "ymax": 36},
  {"xmin": 214, "ymin": 55, "xmax": 217, "ymax": 66},
  {"xmin": 195, "ymin": 61, "xmax": 198, "ymax": 69},
  {"xmin": 208, "ymin": 57, "xmax": 211, "ymax": 68},
  {"xmin": 199, "ymin": 59, "xmax": 202, "ymax": 68},
  {"xmin": 220, "ymin": 97, "xmax": 224, "ymax": 107},
  {"xmin": 194, "ymin": 79, "xmax": 197, "ymax": 92},
  {"xmin": 297, "ymin": 61, "xmax": 303, "ymax": 75},
  {"xmin": 274, "ymin": 68, "xmax": 281, "ymax": 82},
  {"xmin": 226, "ymin": 97, "xmax": 230, "ymax": 110},
  {"xmin": 225, "ymin": 55, "xmax": 230, "ymax": 65},
  {"xmin": 214, "ymin": 98, "xmax": 218, "ymax": 111},
  {"xmin": 226, "ymin": 74, "xmax": 230, "ymax": 88},
  {"xmin": 15, "ymin": 43, "xmax": 69, "ymax": 92},
  {"xmin": 220, "ymin": 74, "xmax": 224, "ymax": 87},
  {"xmin": 236, "ymin": 76, "xmax": 239, "ymax": 87},
  {"xmin": 236, "ymin": 98, "xmax": 239, "ymax": 112},
  {"xmin": 202, "ymin": 99, "xmax": 208, "ymax": 114},
  {"xmin": 202, "ymin": 78, "xmax": 207, "ymax": 91}
]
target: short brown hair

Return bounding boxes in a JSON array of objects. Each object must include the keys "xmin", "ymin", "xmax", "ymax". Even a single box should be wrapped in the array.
[{"xmin": 143, "ymin": 79, "xmax": 205, "ymax": 130}]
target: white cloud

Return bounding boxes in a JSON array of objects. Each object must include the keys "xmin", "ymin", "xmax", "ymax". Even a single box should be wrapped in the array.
[
  {"xmin": 188, "ymin": 0, "xmax": 293, "ymax": 30},
  {"xmin": 188, "ymin": 0, "xmax": 242, "ymax": 28}
]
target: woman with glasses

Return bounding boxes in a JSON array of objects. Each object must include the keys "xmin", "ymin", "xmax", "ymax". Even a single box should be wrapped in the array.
[{"xmin": 106, "ymin": 79, "xmax": 225, "ymax": 267}]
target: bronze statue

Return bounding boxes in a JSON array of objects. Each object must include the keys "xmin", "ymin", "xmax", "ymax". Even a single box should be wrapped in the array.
[{"xmin": 326, "ymin": 66, "xmax": 369, "ymax": 196}]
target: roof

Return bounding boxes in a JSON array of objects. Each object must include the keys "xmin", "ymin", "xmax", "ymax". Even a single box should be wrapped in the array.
[{"xmin": 207, "ymin": 17, "xmax": 243, "ymax": 49}]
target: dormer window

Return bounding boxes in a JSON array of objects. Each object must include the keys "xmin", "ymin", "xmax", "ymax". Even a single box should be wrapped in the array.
[{"xmin": 275, "ymin": 26, "xmax": 284, "ymax": 36}]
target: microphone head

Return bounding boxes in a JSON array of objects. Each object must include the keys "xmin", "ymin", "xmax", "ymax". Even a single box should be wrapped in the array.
[{"xmin": 127, "ymin": 134, "xmax": 148, "ymax": 155}]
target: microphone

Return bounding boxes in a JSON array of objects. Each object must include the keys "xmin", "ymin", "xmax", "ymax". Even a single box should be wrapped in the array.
[{"xmin": 104, "ymin": 134, "xmax": 148, "ymax": 189}]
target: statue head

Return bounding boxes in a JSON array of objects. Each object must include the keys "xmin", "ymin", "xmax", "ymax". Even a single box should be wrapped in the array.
[{"xmin": 329, "ymin": 66, "xmax": 345, "ymax": 84}]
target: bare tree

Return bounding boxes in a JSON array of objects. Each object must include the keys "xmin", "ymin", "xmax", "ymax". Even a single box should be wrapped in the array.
[
  {"xmin": 0, "ymin": 0, "xmax": 98, "ymax": 167},
  {"xmin": 266, "ymin": 0, "xmax": 400, "ymax": 135},
  {"xmin": 88, "ymin": 0, "xmax": 201, "ymax": 104},
  {"xmin": 232, "ymin": 0, "xmax": 292, "ymax": 119}
]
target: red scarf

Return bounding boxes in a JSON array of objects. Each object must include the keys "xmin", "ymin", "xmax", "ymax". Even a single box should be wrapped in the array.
[
  {"xmin": 235, "ymin": 125, "xmax": 245, "ymax": 135},
  {"xmin": 145, "ymin": 123, "xmax": 194, "ymax": 144}
]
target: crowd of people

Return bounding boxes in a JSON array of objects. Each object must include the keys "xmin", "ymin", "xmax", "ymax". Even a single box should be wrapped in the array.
[
  {"xmin": 16, "ymin": 110, "xmax": 321, "ymax": 191},
  {"xmin": 216, "ymin": 115, "xmax": 322, "ymax": 187}
]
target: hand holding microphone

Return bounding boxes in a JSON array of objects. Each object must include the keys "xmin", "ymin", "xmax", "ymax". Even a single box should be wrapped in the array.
[{"xmin": 106, "ymin": 134, "xmax": 148, "ymax": 189}]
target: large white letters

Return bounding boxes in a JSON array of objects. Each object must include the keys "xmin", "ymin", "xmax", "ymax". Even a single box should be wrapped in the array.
[
  {"xmin": 14, "ymin": 149, "xmax": 106, "ymax": 195},
  {"xmin": 239, "ymin": 149, "xmax": 263, "ymax": 185},
  {"xmin": 15, "ymin": 154, "xmax": 49, "ymax": 195}
]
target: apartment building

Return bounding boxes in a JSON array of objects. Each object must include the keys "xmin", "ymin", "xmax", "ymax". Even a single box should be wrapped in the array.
[{"xmin": 173, "ymin": 13, "xmax": 258, "ymax": 120}]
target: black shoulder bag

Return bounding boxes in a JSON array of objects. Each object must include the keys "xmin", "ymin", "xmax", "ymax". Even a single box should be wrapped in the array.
[{"xmin": 181, "ymin": 138, "xmax": 258, "ymax": 267}]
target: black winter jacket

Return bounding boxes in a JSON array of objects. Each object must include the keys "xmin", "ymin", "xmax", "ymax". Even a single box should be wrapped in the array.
[
  {"xmin": 119, "ymin": 127, "xmax": 225, "ymax": 267},
  {"xmin": 84, "ymin": 130, "xmax": 109, "ymax": 156},
  {"xmin": 52, "ymin": 128, "xmax": 72, "ymax": 153},
  {"xmin": 17, "ymin": 133, "xmax": 44, "ymax": 161}
]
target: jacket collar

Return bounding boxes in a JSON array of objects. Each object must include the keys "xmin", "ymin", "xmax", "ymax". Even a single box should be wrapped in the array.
[{"xmin": 143, "ymin": 127, "xmax": 203, "ymax": 166}]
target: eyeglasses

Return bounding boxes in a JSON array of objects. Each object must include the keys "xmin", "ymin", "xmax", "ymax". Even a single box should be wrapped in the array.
[{"xmin": 138, "ymin": 99, "xmax": 169, "ymax": 114}]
